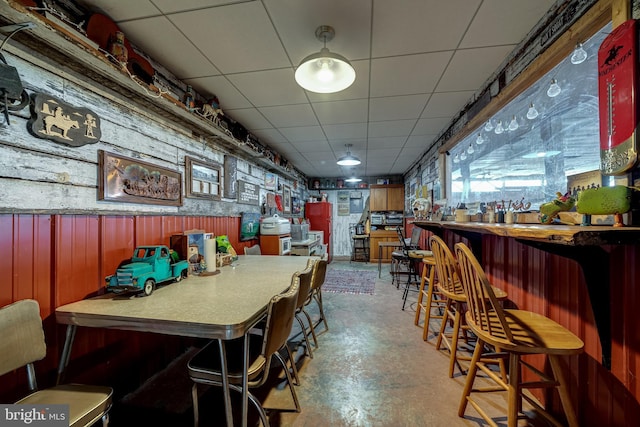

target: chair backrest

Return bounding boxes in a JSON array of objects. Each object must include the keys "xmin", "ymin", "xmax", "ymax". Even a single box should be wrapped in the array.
[
  {"xmin": 408, "ymin": 227, "xmax": 422, "ymax": 248},
  {"xmin": 454, "ymin": 243, "xmax": 513, "ymax": 342},
  {"xmin": 310, "ymin": 258, "xmax": 328, "ymax": 292},
  {"xmin": 429, "ymin": 235, "xmax": 463, "ymax": 297},
  {"xmin": 295, "ymin": 261, "xmax": 315, "ymax": 310},
  {"xmin": 0, "ymin": 299, "xmax": 47, "ymax": 377},
  {"xmin": 262, "ymin": 272, "xmax": 300, "ymax": 357},
  {"xmin": 244, "ymin": 245, "xmax": 262, "ymax": 255}
]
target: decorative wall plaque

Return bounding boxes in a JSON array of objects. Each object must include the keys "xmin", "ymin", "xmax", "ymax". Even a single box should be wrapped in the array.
[
  {"xmin": 98, "ymin": 150, "xmax": 182, "ymax": 206},
  {"xmin": 28, "ymin": 93, "xmax": 101, "ymax": 146}
]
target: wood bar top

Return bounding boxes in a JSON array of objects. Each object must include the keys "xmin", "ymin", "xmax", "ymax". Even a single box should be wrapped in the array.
[{"xmin": 412, "ymin": 220, "xmax": 640, "ymax": 246}]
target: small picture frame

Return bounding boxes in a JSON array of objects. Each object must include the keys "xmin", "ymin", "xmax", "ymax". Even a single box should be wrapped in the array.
[
  {"xmin": 282, "ymin": 185, "xmax": 291, "ymax": 214},
  {"xmin": 185, "ymin": 156, "xmax": 221, "ymax": 200},
  {"xmin": 265, "ymin": 172, "xmax": 277, "ymax": 191}
]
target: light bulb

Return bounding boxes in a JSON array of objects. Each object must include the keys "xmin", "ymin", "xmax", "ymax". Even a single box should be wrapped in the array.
[
  {"xmin": 467, "ymin": 144, "xmax": 475, "ymax": 154},
  {"xmin": 476, "ymin": 133, "xmax": 485, "ymax": 145},
  {"xmin": 494, "ymin": 120, "xmax": 504, "ymax": 134},
  {"xmin": 484, "ymin": 121, "xmax": 493, "ymax": 132},
  {"xmin": 453, "ymin": 154, "xmax": 460, "ymax": 163},
  {"xmin": 508, "ymin": 115, "xmax": 519, "ymax": 131},
  {"xmin": 460, "ymin": 151, "xmax": 467, "ymax": 161},
  {"xmin": 317, "ymin": 60, "xmax": 334, "ymax": 82},
  {"xmin": 526, "ymin": 103, "xmax": 539, "ymax": 120},
  {"xmin": 547, "ymin": 79, "xmax": 561, "ymax": 97},
  {"xmin": 571, "ymin": 43, "xmax": 587, "ymax": 65}
]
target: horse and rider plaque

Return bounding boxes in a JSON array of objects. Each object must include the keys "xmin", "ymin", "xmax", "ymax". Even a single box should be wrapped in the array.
[{"xmin": 28, "ymin": 93, "xmax": 101, "ymax": 147}]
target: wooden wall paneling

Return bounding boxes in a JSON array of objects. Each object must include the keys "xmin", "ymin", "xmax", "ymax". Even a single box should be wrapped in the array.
[
  {"xmin": 100, "ymin": 216, "xmax": 135, "ymax": 283},
  {"xmin": 134, "ymin": 215, "xmax": 166, "ymax": 247},
  {"xmin": 0, "ymin": 215, "xmax": 13, "ymax": 307}
]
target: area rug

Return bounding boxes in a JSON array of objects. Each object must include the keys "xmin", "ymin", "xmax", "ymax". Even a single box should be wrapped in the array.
[{"xmin": 322, "ymin": 269, "xmax": 376, "ymax": 295}]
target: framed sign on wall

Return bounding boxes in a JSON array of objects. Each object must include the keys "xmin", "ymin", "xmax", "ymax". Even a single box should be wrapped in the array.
[
  {"xmin": 98, "ymin": 150, "xmax": 182, "ymax": 206},
  {"xmin": 185, "ymin": 156, "xmax": 221, "ymax": 200}
]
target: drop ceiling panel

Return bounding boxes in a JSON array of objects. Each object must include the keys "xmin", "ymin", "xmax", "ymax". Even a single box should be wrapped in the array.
[
  {"xmin": 228, "ymin": 69, "xmax": 307, "ymax": 107},
  {"xmin": 367, "ymin": 137, "xmax": 407, "ymax": 150},
  {"xmin": 169, "ymin": 3, "xmax": 291, "ymax": 74},
  {"xmin": 289, "ymin": 140, "xmax": 333, "ymax": 153},
  {"xmin": 370, "ymin": 51, "xmax": 453, "ymax": 98},
  {"xmin": 279, "ymin": 126, "xmax": 327, "ymax": 142},
  {"xmin": 368, "ymin": 120, "xmax": 416, "ymax": 138},
  {"xmin": 372, "ymin": 0, "xmax": 481, "ymax": 56},
  {"xmin": 152, "ymin": 0, "xmax": 247, "ymax": 14},
  {"xmin": 436, "ymin": 45, "xmax": 515, "ymax": 92},
  {"xmin": 258, "ymin": 105, "xmax": 319, "ymax": 128},
  {"xmin": 323, "ymin": 123, "xmax": 367, "ymax": 140},
  {"xmin": 119, "ymin": 17, "xmax": 220, "ymax": 79},
  {"xmin": 224, "ymin": 108, "xmax": 272, "ymax": 130},
  {"xmin": 314, "ymin": 99, "xmax": 369, "ymax": 125},
  {"xmin": 412, "ymin": 118, "xmax": 453, "ymax": 136},
  {"xmin": 80, "ymin": 0, "xmax": 158, "ymax": 20},
  {"xmin": 369, "ymin": 95, "xmax": 428, "ymax": 122},
  {"xmin": 422, "ymin": 91, "xmax": 476, "ymax": 118}
]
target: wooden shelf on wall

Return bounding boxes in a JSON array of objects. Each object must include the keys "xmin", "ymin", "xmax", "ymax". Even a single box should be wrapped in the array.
[{"xmin": 0, "ymin": 0, "xmax": 300, "ymax": 182}]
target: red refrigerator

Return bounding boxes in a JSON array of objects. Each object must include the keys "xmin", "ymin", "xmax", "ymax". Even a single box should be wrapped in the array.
[{"xmin": 305, "ymin": 201, "xmax": 332, "ymax": 262}]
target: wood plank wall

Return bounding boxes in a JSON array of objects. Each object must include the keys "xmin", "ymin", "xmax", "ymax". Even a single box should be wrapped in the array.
[{"xmin": 0, "ymin": 213, "xmax": 251, "ymax": 402}]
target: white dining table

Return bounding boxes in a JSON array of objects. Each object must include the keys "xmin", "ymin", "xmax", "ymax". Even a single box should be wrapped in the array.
[{"xmin": 55, "ymin": 255, "xmax": 311, "ymax": 427}]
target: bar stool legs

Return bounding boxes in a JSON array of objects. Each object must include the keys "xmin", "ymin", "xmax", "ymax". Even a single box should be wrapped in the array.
[{"xmin": 413, "ymin": 257, "xmax": 445, "ymax": 341}]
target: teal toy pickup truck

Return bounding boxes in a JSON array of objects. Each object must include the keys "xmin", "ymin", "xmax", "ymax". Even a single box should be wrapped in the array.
[{"xmin": 106, "ymin": 245, "xmax": 189, "ymax": 296}]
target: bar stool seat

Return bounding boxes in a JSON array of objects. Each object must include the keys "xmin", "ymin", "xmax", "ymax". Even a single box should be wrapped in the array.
[{"xmin": 455, "ymin": 242, "xmax": 584, "ymax": 427}]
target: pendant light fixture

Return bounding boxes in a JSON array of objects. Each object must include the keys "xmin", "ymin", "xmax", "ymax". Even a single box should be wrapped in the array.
[
  {"xmin": 295, "ymin": 25, "xmax": 356, "ymax": 93},
  {"xmin": 570, "ymin": 42, "xmax": 588, "ymax": 64},
  {"xmin": 547, "ymin": 79, "xmax": 561, "ymax": 97},
  {"xmin": 336, "ymin": 144, "xmax": 361, "ymax": 166},
  {"xmin": 345, "ymin": 177, "xmax": 362, "ymax": 183}
]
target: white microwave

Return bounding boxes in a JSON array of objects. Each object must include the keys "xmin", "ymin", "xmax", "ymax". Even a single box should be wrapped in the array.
[{"xmin": 279, "ymin": 236, "xmax": 291, "ymax": 255}]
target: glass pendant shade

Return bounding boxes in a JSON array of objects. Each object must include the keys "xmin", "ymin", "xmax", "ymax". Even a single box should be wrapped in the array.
[
  {"xmin": 526, "ymin": 103, "xmax": 539, "ymax": 119},
  {"xmin": 295, "ymin": 48, "xmax": 356, "ymax": 93},
  {"xmin": 476, "ymin": 133, "xmax": 485, "ymax": 145},
  {"xmin": 494, "ymin": 121, "xmax": 504, "ymax": 134},
  {"xmin": 508, "ymin": 116, "xmax": 519, "ymax": 131}
]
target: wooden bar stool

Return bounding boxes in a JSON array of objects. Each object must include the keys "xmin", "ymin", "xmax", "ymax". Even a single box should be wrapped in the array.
[
  {"xmin": 413, "ymin": 255, "xmax": 445, "ymax": 341},
  {"xmin": 454, "ymin": 242, "xmax": 584, "ymax": 427},
  {"xmin": 430, "ymin": 235, "xmax": 508, "ymax": 378}
]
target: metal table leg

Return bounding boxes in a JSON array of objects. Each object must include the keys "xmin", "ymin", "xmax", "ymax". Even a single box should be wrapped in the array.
[
  {"xmin": 56, "ymin": 324, "xmax": 77, "ymax": 385},
  {"xmin": 217, "ymin": 340, "xmax": 234, "ymax": 427}
]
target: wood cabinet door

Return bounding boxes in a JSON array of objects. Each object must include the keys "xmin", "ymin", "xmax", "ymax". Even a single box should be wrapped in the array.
[
  {"xmin": 370, "ymin": 187, "xmax": 387, "ymax": 211},
  {"xmin": 387, "ymin": 186, "xmax": 405, "ymax": 211}
]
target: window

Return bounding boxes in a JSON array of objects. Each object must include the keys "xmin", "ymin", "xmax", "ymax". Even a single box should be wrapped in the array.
[{"xmin": 448, "ymin": 24, "xmax": 611, "ymax": 210}]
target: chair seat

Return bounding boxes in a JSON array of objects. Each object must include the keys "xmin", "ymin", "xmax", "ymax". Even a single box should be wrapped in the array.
[
  {"xmin": 409, "ymin": 250, "xmax": 433, "ymax": 259},
  {"xmin": 16, "ymin": 384, "xmax": 113, "ymax": 427},
  {"xmin": 188, "ymin": 336, "xmax": 268, "ymax": 385},
  {"xmin": 466, "ymin": 309, "xmax": 584, "ymax": 355}
]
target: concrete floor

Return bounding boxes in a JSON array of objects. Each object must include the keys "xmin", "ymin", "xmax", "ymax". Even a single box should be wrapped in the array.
[{"xmin": 112, "ymin": 260, "xmax": 543, "ymax": 426}]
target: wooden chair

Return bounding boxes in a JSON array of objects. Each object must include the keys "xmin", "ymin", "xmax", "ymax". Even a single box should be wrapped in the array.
[
  {"xmin": 413, "ymin": 255, "xmax": 445, "ymax": 341},
  {"xmin": 430, "ymin": 235, "xmax": 508, "ymax": 378},
  {"xmin": 244, "ymin": 244, "xmax": 262, "ymax": 255},
  {"xmin": 0, "ymin": 299, "xmax": 113, "ymax": 427},
  {"xmin": 454, "ymin": 242, "xmax": 584, "ymax": 427},
  {"xmin": 303, "ymin": 258, "xmax": 328, "ymax": 348},
  {"xmin": 188, "ymin": 271, "xmax": 301, "ymax": 427},
  {"xmin": 294, "ymin": 259, "xmax": 316, "ymax": 359}
]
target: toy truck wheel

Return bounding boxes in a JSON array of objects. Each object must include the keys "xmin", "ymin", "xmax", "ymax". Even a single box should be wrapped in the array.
[
  {"xmin": 143, "ymin": 279, "xmax": 155, "ymax": 296},
  {"xmin": 175, "ymin": 271, "xmax": 185, "ymax": 282}
]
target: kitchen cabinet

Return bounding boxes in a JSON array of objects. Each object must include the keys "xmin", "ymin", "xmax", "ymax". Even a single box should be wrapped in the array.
[
  {"xmin": 369, "ymin": 230, "xmax": 401, "ymax": 263},
  {"xmin": 370, "ymin": 184, "xmax": 404, "ymax": 211}
]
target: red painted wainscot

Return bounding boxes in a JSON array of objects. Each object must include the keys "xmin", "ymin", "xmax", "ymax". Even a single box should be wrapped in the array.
[
  {"xmin": 0, "ymin": 214, "xmax": 255, "ymax": 402},
  {"xmin": 413, "ymin": 220, "xmax": 640, "ymax": 427}
]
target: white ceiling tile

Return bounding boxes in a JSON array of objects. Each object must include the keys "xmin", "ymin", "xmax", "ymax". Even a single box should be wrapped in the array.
[
  {"xmin": 152, "ymin": 0, "xmax": 247, "ymax": 14},
  {"xmin": 279, "ymin": 126, "xmax": 327, "ymax": 142},
  {"xmin": 413, "ymin": 118, "xmax": 452, "ymax": 135},
  {"xmin": 250, "ymin": 128, "xmax": 287, "ymax": 143},
  {"xmin": 437, "ymin": 46, "xmax": 515, "ymax": 92},
  {"xmin": 323, "ymin": 123, "xmax": 367, "ymax": 140},
  {"xmin": 168, "ymin": 3, "xmax": 291, "ymax": 74},
  {"xmin": 459, "ymin": 0, "xmax": 556, "ymax": 48},
  {"xmin": 372, "ymin": 0, "xmax": 481, "ymax": 56},
  {"xmin": 369, "ymin": 95, "xmax": 428, "ymax": 122},
  {"xmin": 367, "ymin": 137, "xmax": 408, "ymax": 150},
  {"xmin": 259, "ymin": 105, "xmax": 319, "ymax": 128},
  {"xmin": 80, "ymin": 0, "xmax": 159, "ymax": 21},
  {"xmin": 119, "ymin": 17, "xmax": 220, "ymax": 79},
  {"xmin": 314, "ymin": 99, "xmax": 369, "ymax": 125},
  {"xmin": 405, "ymin": 135, "xmax": 435, "ymax": 148},
  {"xmin": 368, "ymin": 120, "xmax": 416, "ymax": 138},
  {"xmin": 422, "ymin": 91, "xmax": 476, "ymax": 118},
  {"xmin": 370, "ymin": 52, "xmax": 453, "ymax": 97},
  {"xmin": 228, "ymin": 69, "xmax": 308, "ymax": 107},
  {"xmin": 290, "ymin": 140, "xmax": 333, "ymax": 153}
]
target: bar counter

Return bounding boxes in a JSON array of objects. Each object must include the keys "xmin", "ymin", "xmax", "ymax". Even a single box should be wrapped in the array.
[{"xmin": 413, "ymin": 220, "xmax": 640, "ymax": 370}]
